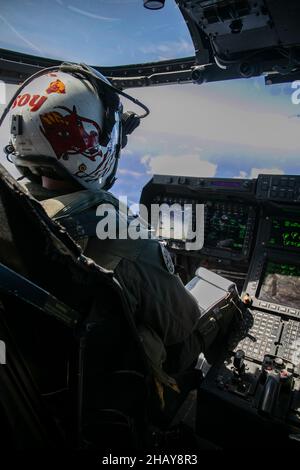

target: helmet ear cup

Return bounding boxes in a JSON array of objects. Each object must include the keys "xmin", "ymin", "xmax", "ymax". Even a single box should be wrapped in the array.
[
  {"xmin": 121, "ymin": 111, "xmax": 141, "ymax": 148},
  {"xmin": 97, "ymin": 88, "xmax": 120, "ymax": 147},
  {"xmin": 99, "ymin": 107, "xmax": 115, "ymax": 147}
]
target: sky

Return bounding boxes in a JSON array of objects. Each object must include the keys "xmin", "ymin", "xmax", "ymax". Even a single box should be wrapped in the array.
[
  {"xmin": 0, "ymin": 0, "xmax": 299, "ymax": 204},
  {"xmin": 111, "ymin": 79, "xmax": 300, "ymax": 202},
  {"xmin": 0, "ymin": 0, "xmax": 194, "ymax": 65}
]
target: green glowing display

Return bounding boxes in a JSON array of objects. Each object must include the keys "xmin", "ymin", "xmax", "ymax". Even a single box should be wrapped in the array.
[
  {"xmin": 205, "ymin": 203, "xmax": 248, "ymax": 253},
  {"xmin": 268, "ymin": 218, "xmax": 300, "ymax": 250},
  {"xmin": 266, "ymin": 262, "xmax": 300, "ymax": 277}
]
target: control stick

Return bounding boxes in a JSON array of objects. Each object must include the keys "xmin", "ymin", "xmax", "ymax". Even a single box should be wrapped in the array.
[{"xmin": 233, "ymin": 349, "xmax": 245, "ymax": 376}]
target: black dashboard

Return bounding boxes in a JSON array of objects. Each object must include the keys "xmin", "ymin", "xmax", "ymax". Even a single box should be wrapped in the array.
[
  {"xmin": 141, "ymin": 175, "xmax": 257, "ymax": 266},
  {"xmin": 141, "ymin": 173, "xmax": 300, "ymax": 277},
  {"xmin": 140, "ymin": 171, "xmax": 300, "ymax": 314},
  {"xmin": 140, "ymin": 172, "xmax": 300, "ymax": 448}
]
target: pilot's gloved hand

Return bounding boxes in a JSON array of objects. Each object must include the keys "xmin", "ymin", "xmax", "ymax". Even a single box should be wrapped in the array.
[
  {"xmin": 197, "ymin": 294, "xmax": 245, "ymax": 364},
  {"xmin": 186, "ymin": 269, "xmax": 245, "ymax": 364}
]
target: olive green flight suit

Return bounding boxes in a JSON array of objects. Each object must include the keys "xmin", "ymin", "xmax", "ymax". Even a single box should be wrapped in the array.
[{"xmin": 27, "ymin": 183, "xmax": 203, "ymax": 376}]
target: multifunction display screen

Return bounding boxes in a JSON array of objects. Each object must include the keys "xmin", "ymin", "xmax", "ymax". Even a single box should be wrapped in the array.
[
  {"xmin": 156, "ymin": 204, "xmax": 193, "ymax": 241},
  {"xmin": 268, "ymin": 218, "xmax": 300, "ymax": 251},
  {"xmin": 259, "ymin": 262, "xmax": 300, "ymax": 308},
  {"xmin": 204, "ymin": 202, "xmax": 249, "ymax": 253}
]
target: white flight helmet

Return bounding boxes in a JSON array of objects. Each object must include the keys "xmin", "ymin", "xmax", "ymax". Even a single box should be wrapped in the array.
[{"xmin": 8, "ymin": 68, "xmax": 123, "ymax": 191}]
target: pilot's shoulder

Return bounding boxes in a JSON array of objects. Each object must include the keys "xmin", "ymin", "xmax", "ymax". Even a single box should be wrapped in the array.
[{"xmin": 136, "ymin": 239, "xmax": 175, "ymax": 275}]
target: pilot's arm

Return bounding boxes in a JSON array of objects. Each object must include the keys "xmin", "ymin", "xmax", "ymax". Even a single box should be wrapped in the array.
[{"xmin": 86, "ymin": 237, "xmax": 204, "ymax": 374}]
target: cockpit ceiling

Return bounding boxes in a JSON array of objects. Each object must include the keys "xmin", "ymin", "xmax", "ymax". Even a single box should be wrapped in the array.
[{"xmin": 176, "ymin": 1, "xmax": 300, "ymax": 62}]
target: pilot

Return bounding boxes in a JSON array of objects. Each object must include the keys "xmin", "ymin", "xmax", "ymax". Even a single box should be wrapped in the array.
[{"xmin": 6, "ymin": 66, "xmax": 234, "ymax": 390}]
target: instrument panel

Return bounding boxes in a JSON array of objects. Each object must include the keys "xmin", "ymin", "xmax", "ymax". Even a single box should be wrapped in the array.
[
  {"xmin": 141, "ymin": 172, "xmax": 300, "ymax": 446},
  {"xmin": 141, "ymin": 175, "xmax": 257, "ymax": 263},
  {"xmin": 204, "ymin": 201, "xmax": 255, "ymax": 257},
  {"xmin": 140, "ymin": 173, "xmax": 300, "ymax": 262},
  {"xmin": 140, "ymin": 172, "xmax": 300, "ymax": 312},
  {"xmin": 152, "ymin": 197, "xmax": 256, "ymax": 260}
]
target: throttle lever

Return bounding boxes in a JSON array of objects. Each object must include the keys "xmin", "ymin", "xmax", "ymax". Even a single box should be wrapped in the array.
[{"xmin": 258, "ymin": 371, "xmax": 280, "ymax": 417}]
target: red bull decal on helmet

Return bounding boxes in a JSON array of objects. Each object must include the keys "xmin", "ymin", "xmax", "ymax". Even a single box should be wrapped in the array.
[{"xmin": 40, "ymin": 105, "xmax": 103, "ymax": 162}]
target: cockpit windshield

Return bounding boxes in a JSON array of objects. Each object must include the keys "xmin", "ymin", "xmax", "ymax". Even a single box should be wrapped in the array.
[
  {"xmin": 0, "ymin": 1, "xmax": 299, "ymax": 205},
  {"xmin": 113, "ymin": 77, "xmax": 300, "ymax": 202},
  {"xmin": 0, "ymin": 0, "xmax": 194, "ymax": 65}
]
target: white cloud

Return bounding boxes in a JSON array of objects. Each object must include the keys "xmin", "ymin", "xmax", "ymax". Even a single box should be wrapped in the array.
[
  {"xmin": 67, "ymin": 6, "xmax": 120, "ymax": 21},
  {"xmin": 131, "ymin": 135, "xmax": 147, "ymax": 145},
  {"xmin": 118, "ymin": 168, "xmax": 143, "ymax": 177},
  {"xmin": 250, "ymin": 167, "xmax": 285, "ymax": 178},
  {"xmin": 142, "ymin": 154, "xmax": 217, "ymax": 178},
  {"xmin": 125, "ymin": 85, "xmax": 300, "ymax": 154},
  {"xmin": 139, "ymin": 39, "xmax": 194, "ymax": 57},
  {"xmin": 233, "ymin": 168, "xmax": 285, "ymax": 179},
  {"xmin": 121, "ymin": 148, "xmax": 133, "ymax": 156},
  {"xmin": 234, "ymin": 171, "xmax": 247, "ymax": 179}
]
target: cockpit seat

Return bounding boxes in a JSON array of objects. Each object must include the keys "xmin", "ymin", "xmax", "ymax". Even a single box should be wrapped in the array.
[
  {"xmin": 0, "ymin": 164, "xmax": 203, "ymax": 449},
  {"xmin": 0, "ymin": 163, "xmax": 151, "ymax": 449}
]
